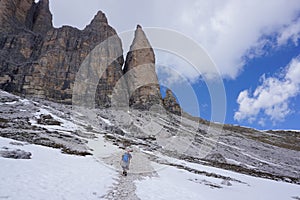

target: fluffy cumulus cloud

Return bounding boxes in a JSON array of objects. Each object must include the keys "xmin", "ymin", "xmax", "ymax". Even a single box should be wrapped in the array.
[
  {"xmin": 234, "ymin": 56, "xmax": 300, "ymax": 124},
  {"xmin": 178, "ymin": 0, "xmax": 300, "ymax": 79},
  {"xmin": 49, "ymin": 0, "xmax": 300, "ymax": 82},
  {"xmin": 277, "ymin": 17, "xmax": 300, "ymax": 46}
]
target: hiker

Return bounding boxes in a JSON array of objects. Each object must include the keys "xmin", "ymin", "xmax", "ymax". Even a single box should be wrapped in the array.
[{"xmin": 121, "ymin": 149, "xmax": 132, "ymax": 176}]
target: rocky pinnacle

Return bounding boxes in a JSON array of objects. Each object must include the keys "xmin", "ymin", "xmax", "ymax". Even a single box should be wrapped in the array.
[
  {"xmin": 0, "ymin": 1, "xmax": 181, "ymax": 114},
  {"xmin": 0, "ymin": 0, "xmax": 124, "ymax": 107},
  {"xmin": 123, "ymin": 25, "xmax": 163, "ymax": 110},
  {"xmin": 163, "ymin": 89, "xmax": 182, "ymax": 115}
]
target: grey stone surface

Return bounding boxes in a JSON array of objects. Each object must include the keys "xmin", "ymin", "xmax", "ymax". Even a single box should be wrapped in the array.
[
  {"xmin": 0, "ymin": 148, "xmax": 31, "ymax": 159},
  {"xmin": 123, "ymin": 25, "xmax": 163, "ymax": 110},
  {"xmin": 0, "ymin": 1, "xmax": 124, "ymax": 107}
]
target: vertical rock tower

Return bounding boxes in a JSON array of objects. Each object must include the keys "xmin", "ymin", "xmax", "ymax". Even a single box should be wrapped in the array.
[
  {"xmin": 0, "ymin": 0, "xmax": 124, "ymax": 106},
  {"xmin": 0, "ymin": 1, "xmax": 181, "ymax": 114},
  {"xmin": 123, "ymin": 25, "xmax": 163, "ymax": 110},
  {"xmin": 31, "ymin": 0, "xmax": 53, "ymax": 34},
  {"xmin": 163, "ymin": 89, "xmax": 182, "ymax": 115}
]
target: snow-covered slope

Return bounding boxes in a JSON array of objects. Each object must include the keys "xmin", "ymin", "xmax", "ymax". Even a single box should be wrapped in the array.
[
  {"xmin": 0, "ymin": 137, "xmax": 116, "ymax": 200},
  {"xmin": 1, "ymin": 136, "xmax": 300, "ymax": 200},
  {"xmin": 135, "ymin": 162, "xmax": 300, "ymax": 200},
  {"xmin": 1, "ymin": 90, "xmax": 300, "ymax": 199}
]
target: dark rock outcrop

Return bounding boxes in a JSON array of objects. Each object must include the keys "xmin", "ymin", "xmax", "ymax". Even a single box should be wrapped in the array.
[
  {"xmin": 123, "ymin": 25, "xmax": 163, "ymax": 110},
  {"xmin": 205, "ymin": 153, "xmax": 227, "ymax": 163},
  {"xmin": 0, "ymin": 0, "xmax": 124, "ymax": 106},
  {"xmin": 31, "ymin": 0, "xmax": 53, "ymax": 34},
  {"xmin": 0, "ymin": 148, "xmax": 32, "ymax": 159},
  {"xmin": 37, "ymin": 114, "xmax": 61, "ymax": 126},
  {"xmin": 0, "ymin": 0, "xmax": 52, "ymax": 34},
  {"xmin": 163, "ymin": 89, "xmax": 181, "ymax": 115},
  {"xmin": 0, "ymin": 0, "xmax": 33, "ymax": 34},
  {"xmin": 0, "ymin": 1, "xmax": 182, "ymax": 112}
]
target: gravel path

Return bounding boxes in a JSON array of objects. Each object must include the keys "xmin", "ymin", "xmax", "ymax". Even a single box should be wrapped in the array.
[
  {"xmin": 89, "ymin": 138, "xmax": 157, "ymax": 200},
  {"xmin": 102, "ymin": 150, "xmax": 157, "ymax": 200}
]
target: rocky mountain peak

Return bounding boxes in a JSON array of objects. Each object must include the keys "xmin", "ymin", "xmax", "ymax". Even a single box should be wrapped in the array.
[
  {"xmin": 84, "ymin": 11, "xmax": 108, "ymax": 31},
  {"xmin": 31, "ymin": 0, "xmax": 53, "ymax": 34},
  {"xmin": 0, "ymin": 1, "xmax": 124, "ymax": 107},
  {"xmin": 0, "ymin": 3, "xmax": 181, "ymax": 113},
  {"xmin": 163, "ymin": 89, "xmax": 181, "ymax": 115},
  {"xmin": 124, "ymin": 25, "xmax": 155, "ymax": 70},
  {"xmin": 123, "ymin": 25, "xmax": 162, "ymax": 110}
]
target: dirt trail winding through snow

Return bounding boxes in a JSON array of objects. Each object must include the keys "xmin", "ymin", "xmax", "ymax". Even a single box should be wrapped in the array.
[
  {"xmin": 88, "ymin": 138, "xmax": 157, "ymax": 200},
  {"xmin": 102, "ymin": 151, "xmax": 157, "ymax": 200},
  {"xmin": 103, "ymin": 173, "xmax": 142, "ymax": 200}
]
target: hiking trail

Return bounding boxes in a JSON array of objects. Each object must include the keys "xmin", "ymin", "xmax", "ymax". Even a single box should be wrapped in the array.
[{"xmin": 89, "ymin": 138, "xmax": 157, "ymax": 200}]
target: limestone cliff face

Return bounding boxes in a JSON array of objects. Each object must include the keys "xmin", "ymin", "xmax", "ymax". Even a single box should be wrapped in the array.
[
  {"xmin": 123, "ymin": 25, "xmax": 163, "ymax": 110},
  {"xmin": 0, "ymin": 0, "xmax": 124, "ymax": 106},
  {"xmin": 0, "ymin": 1, "xmax": 181, "ymax": 113},
  {"xmin": 0, "ymin": 0, "xmax": 33, "ymax": 34},
  {"xmin": 0, "ymin": 0, "xmax": 52, "ymax": 34},
  {"xmin": 31, "ymin": 0, "xmax": 53, "ymax": 34}
]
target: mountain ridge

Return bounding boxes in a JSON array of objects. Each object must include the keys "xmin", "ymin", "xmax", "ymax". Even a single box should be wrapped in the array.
[
  {"xmin": 0, "ymin": 0, "xmax": 181, "ymax": 114},
  {"xmin": 0, "ymin": 0, "xmax": 299, "ymax": 188},
  {"xmin": 0, "ymin": 89, "xmax": 299, "ymax": 185}
]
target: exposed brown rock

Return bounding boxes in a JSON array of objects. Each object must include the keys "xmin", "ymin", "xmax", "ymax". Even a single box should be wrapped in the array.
[
  {"xmin": 0, "ymin": 0, "xmax": 52, "ymax": 35},
  {"xmin": 0, "ymin": 0, "xmax": 33, "ymax": 33},
  {"xmin": 163, "ymin": 89, "xmax": 182, "ymax": 115},
  {"xmin": 0, "ymin": 1, "xmax": 124, "ymax": 107},
  {"xmin": 123, "ymin": 25, "xmax": 163, "ymax": 110},
  {"xmin": 0, "ymin": 1, "xmax": 183, "ymax": 112},
  {"xmin": 31, "ymin": 0, "xmax": 53, "ymax": 34},
  {"xmin": 85, "ymin": 11, "xmax": 108, "ymax": 30}
]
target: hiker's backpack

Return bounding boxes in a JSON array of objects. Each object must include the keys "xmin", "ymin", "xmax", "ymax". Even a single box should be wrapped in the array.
[{"xmin": 122, "ymin": 153, "xmax": 129, "ymax": 163}]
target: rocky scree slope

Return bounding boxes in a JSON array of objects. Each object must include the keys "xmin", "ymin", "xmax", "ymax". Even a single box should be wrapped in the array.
[
  {"xmin": 0, "ymin": 90, "xmax": 299, "ymax": 184},
  {"xmin": 0, "ymin": 0, "xmax": 299, "ymax": 185}
]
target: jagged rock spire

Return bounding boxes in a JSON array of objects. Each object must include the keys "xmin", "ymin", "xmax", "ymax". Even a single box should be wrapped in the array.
[
  {"xmin": 91, "ymin": 11, "xmax": 108, "ymax": 24},
  {"xmin": 84, "ymin": 11, "xmax": 108, "ymax": 31},
  {"xmin": 84, "ymin": 11, "xmax": 125, "ymax": 108},
  {"xmin": 123, "ymin": 25, "xmax": 155, "ymax": 72},
  {"xmin": 0, "ymin": 1, "xmax": 182, "ymax": 113},
  {"xmin": 32, "ymin": 0, "xmax": 53, "ymax": 34},
  {"xmin": 0, "ymin": 4, "xmax": 124, "ymax": 107},
  {"xmin": 123, "ymin": 25, "xmax": 163, "ymax": 110},
  {"xmin": 0, "ymin": 0, "xmax": 53, "ymax": 34},
  {"xmin": 163, "ymin": 89, "xmax": 181, "ymax": 115}
]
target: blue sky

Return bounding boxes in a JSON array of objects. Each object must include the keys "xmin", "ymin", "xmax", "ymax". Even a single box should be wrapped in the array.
[{"xmin": 48, "ymin": 0, "xmax": 300, "ymax": 130}]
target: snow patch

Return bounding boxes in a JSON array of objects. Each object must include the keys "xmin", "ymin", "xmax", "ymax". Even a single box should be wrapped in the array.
[
  {"xmin": 135, "ymin": 161, "xmax": 300, "ymax": 200},
  {"xmin": 3, "ymin": 101, "xmax": 17, "ymax": 105},
  {"xmin": 30, "ymin": 108, "xmax": 77, "ymax": 132},
  {"xmin": 0, "ymin": 136, "xmax": 117, "ymax": 200},
  {"xmin": 99, "ymin": 116, "xmax": 113, "ymax": 126}
]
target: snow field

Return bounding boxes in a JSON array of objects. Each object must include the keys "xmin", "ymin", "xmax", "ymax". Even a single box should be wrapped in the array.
[{"xmin": 0, "ymin": 137, "xmax": 117, "ymax": 200}]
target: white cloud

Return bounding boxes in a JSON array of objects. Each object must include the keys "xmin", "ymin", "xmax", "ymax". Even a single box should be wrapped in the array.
[
  {"xmin": 49, "ymin": 0, "xmax": 300, "ymax": 82},
  {"xmin": 155, "ymin": 50, "xmax": 200, "ymax": 86},
  {"xmin": 234, "ymin": 55, "xmax": 300, "ymax": 124},
  {"xmin": 277, "ymin": 18, "xmax": 300, "ymax": 46},
  {"xmin": 177, "ymin": 0, "xmax": 300, "ymax": 79}
]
